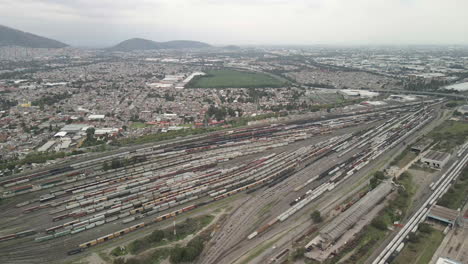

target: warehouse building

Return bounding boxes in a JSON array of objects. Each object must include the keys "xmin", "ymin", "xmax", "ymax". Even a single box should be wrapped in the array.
[
  {"xmin": 60, "ymin": 124, "xmax": 89, "ymax": 133},
  {"xmin": 436, "ymin": 257, "xmax": 462, "ymax": 264},
  {"xmin": 421, "ymin": 151, "xmax": 450, "ymax": 169},
  {"xmin": 427, "ymin": 205, "xmax": 459, "ymax": 226},
  {"xmin": 411, "ymin": 139, "xmax": 433, "ymax": 153},
  {"xmin": 312, "ymin": 182, "xmax": 393, "ymax": 249},
  {"xmin": 457, "ymin": 105, "xmax": 468, "ymax": 115},
  {"xmin": 88, "ymin": 114, "xmax": 105, "ymax": 121}
]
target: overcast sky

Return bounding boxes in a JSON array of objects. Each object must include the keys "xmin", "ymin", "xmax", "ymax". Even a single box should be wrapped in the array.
[{"xmin": 0, "ymin": 0, "xmax": 467, "ymax": 47}]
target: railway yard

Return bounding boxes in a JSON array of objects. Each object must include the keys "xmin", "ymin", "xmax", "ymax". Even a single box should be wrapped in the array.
[{"xmin": 1, "ymin": 98, "xmax": 465, "ymax": 264}]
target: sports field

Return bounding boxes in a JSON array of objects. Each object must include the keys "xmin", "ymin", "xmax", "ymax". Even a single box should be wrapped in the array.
[{"xmin": 188, "ymin": 69, "xmax": 285, "ymax": 88}]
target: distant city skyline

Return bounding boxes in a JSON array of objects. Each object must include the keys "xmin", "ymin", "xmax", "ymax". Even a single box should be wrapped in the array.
[{"xmin": 1, "ymin": 0, "xmax": 467, "ymax": 47}]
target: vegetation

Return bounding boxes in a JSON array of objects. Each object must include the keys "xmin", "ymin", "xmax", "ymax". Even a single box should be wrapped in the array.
[
  {"xmin": 0, "ymin": 97, "xmax": 18, "ymax": 110},
  {"xmin": 369, "ymin": 171, "xmax": 386, "ymax": 189},
  {"xmin": 110, "ymin": 247, "xmax": 128, "ymax": 257},
  {"xmin": 292, "ymin": 248, "xmax": 306, "ymax": 260},
  {"xmin": 31, "ymin": 92, "xmax": 72, "ymax": 106},
  {"xmin": 429, "ymin": 120, "xmax": 468, "ymax": 151},
  {"xmin": 393, "ymin": 225, "xmax": 444, "ymax": 264},
  {"xmin": 390, "ymin": 148, "xmax": 416, "ymax": 168},
  {"xmin": 169, "ymin": 236, "xmax": 205, "ymax": 263},
  {"xmin": 129, "ymin": 122, "xmax": 149, "ymax": 129},
  {"xmin": 125, "ymin": 215, "xmax": 214, "ymax": 255},
  {"xmin": 437, "ymin": 165, "xmax": 468, "ymax": 209},
  {"xmin": 81, "ymin": 127, "xmax": 105, "ymax": 147},
  {"xmin": 310, "ymin": 210, "xmax": 323, "ymax": 223},
  {"xmin": 102, "ymin": 156, "xmax": 146, "ymax": 171},
  {"xmin": 114, "ymin": 248, "xmax": 170, "ymax": 264},
  {"xmin": 187, "ymin": 69, "xmax": 286, "ymax": 88},
  {"xmin": 0, "ymin": 150, "xmax": 82, "ymax": 172},
  {"xmin": 113, "ymin": 215, "xmax": 214, "ymax": 264}
]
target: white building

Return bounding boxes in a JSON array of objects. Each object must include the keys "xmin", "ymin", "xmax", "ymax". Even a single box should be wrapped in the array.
[{"xmin": 88, "ymin": 114, "xmax": 105, "ymax": 121}]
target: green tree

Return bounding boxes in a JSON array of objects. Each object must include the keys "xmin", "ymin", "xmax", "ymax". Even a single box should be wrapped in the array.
[
  {"xmin": 418, "ymin": 223, "xmax": 432, "ymax": 234},
  {"xmin": 311, "ymin": 210, "xmax": 322, "ymax": 223},
  {"xmin": 371, "ymin": 218, "xmax": 387, "ymax": 230},
  {"xmin": 86, "ymin": 127, "xmax": 95, "ymax": 141}
]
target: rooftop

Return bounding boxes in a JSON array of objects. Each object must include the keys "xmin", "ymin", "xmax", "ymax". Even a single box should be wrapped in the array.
[
  {"xmin": 428, "ymin": 205, "xmax": 459, "ymax": 224},
  {"xmin": 422, "ymin": 150, "xmax": 451, "ymax": 162}
]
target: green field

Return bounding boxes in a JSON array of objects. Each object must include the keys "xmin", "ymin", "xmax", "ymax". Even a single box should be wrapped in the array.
[
  {"xmin": 188, "ymin": 69, "xmax": 286, "ymax": 88},
  {"xmin": 429, "ymin": 120, "xmax": 468, "ymax": 151}
]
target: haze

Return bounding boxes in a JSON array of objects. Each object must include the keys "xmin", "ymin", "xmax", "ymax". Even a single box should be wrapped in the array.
[{"xmin": 0, "ymin": 0, "xmax": 467, "ymax": 47}]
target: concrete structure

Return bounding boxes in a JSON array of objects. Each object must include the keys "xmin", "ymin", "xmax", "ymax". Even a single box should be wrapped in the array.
[
  {"xmin": 457, "ymin": 105, "xmax": 468, "ymax": 115},
  {"xmin": 88, "ymin": 114, "xmax": 105, "ymax": 120},
  {"xmin": 427, "ymin": 205, "xmax": 459, "ymax": 226},
  {"xmin": 411, "ymin": 139, "xmax": 433, "ymax": 153},
  {"xmin": 37, "ymin": 140, "xmax": 55, "ymax": 152},
  {"xmin": 54, "ymin": 131, "xmax": 67, "ymax": 137},
  {"xmin": 60, "ymin": 124, "xmax": 89, "ymax": 133},
  {"xmin": 436, "ymin": 257, "xmax": 463, "ymax": 264},
  {"xmin": 339, "ymin": 89, "xmax": 379, "ymax": 98},
  {"xmin": 421, "ymin": 151, "xmax": 450, "ymax": 169}
]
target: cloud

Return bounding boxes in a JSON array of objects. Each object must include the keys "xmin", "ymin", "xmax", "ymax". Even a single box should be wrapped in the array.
[{"xmin": 0, "ymin": 0, "xmax": 467, "ymax": 46}]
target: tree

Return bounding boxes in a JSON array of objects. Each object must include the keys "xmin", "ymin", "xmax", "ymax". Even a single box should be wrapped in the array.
[
  {"xmin": 102, "ymin": 161, "xmax": 109, "ymax": 171},
  {"xmin": 293, "ymin": 248, "xmax": 305, "ymax": 260},
  {"xmin": 418, "ymin": 223, "xmax": 432, "ymax": 234},
  {"xmin": 408, "ymin": 232, "xmax": 419, "ymax": 243},
  {"xmin": 149, "ymin": 230, "xmax": 165, "ymax": 243},
  {"xmin": 370, "ymin": 171, "xmax": 386, "ymax": 189},
  {"xmin": 311, "ymin": 210, "xmax": 323, "ymax": 223},
  {"xmin": 86, "ymin": 127, "xmax": 95, "ymax": 141},
  {"xmin": 371, "ymin": 218, "xmax": 387, "ymax": 230}
]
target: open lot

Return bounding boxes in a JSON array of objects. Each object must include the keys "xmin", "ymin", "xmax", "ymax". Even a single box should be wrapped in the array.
[{"xmin": 429, "ymin": 120, "xmax": 468, "ymax": 152}]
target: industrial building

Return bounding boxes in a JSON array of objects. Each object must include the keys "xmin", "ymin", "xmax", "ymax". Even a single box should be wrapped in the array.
[
  {"xmin": 88, "ymin": 114, "xmax": 105, "ymax": 121},
  {"xmin": 60, "ymin": 124, "xmax": 89, "ymax": 133},
  {"xmin": 427, "ymin": 205, "xmax": 459, "ymax": 226},
  {"xmin": 411, "ymin": 139, "xmax": 433, "ymax": 153},
  {"xmin": 311, "ymin": 182, "xmax": 393, "ymax": 249},
  {"xmin": 421, "ymin": 150, "xmax": 450, "ymax": 169},
  {"xmin": 457, "ymin": 105, "xmax": 468, "ymax": 115},
  {"xmin": 436, "ymin": 257, "xmax": 463, "ymax": 264}
]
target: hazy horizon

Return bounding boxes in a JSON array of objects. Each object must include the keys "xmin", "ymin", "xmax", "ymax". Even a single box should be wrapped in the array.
[{"xmin": 1, "ymin": 0, "xmax": 468, "ymax": 47}]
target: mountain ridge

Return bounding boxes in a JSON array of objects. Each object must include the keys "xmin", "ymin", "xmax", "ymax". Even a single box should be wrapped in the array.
[
  {"xmin": 109, "ymin": 38, "xmax": 211, "ymax": 51},
  {"xmin": 0, "ymin": 24, "xmax": 68, "ymax": 48}
]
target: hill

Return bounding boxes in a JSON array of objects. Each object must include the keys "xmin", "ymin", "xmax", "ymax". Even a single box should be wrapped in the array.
[
  {"xmin": 109, "ymin": 38, "xmax": 211, "ymax": 51},
  {"xmin": 0, "ymin": 25, "xmax": 68, "ymax": 48}
]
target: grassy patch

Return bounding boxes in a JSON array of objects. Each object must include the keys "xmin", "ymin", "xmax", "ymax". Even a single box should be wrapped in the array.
[
  {"xmin": 110, "ymin": 246, "xmax": 128, "ymax": 257},
  {"xmin": 437, "ymin": 165, "xmax": 468, "ymax": 209},
  {"xmin": 98, "ymin": 251, "xmax": 112, "ymax": 263},
  {"xmin": 429, "ymin": 120, "xmax": 468, "ymax": 151},
  {"xmin": 115, "ymin": 219, "xmax": 216, "ymax": 264},
  {"xmin": 126, "ymin": 215, "xmax": 214, "ymax": 255},
  {"xmin": 390, "ymin": 148, "xmax": 416, "ymax": 168},
  {"xmin": 130, "ymin": 122, "xmax": 149, "ymax": 129},
  {"xmin": 187, "ymin": 69, "xmax": 286, "ymax": 88},
  {"xmin": 114, "ymin": 248, "xmax": 170, "ymax": 264},
  {"xmin": 393, "ymin": 227, "xmax": 444, "ymax": 264}
]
